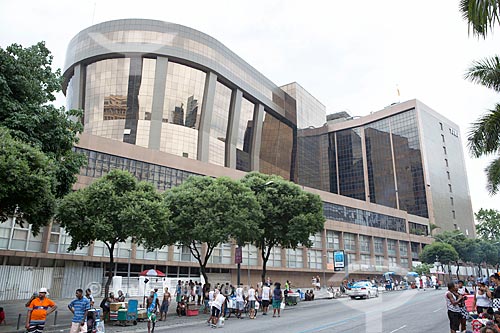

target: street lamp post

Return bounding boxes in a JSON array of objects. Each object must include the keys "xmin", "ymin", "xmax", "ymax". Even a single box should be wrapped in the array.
[
  {"xmin": 247, "ymin": 248, "xmax": 252, "ymax": 286},
  {"xmin": 126, "ymin": 248, "xmax": 132, "ymax": 297}
]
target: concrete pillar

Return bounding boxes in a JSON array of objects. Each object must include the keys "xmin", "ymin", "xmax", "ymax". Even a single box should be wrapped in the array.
[
  {"xmin": 250, "ymin": 104, "xmax": 264, "ymax": 171},
  {"xmin": 226, "ymin": 89, "xmax": 243, "ymax": 168},
  {"xmin": 148, "ymin": 56, "xmax": 168, "ymax": 150},
  {"xmin": 197, "ymin": 72, "xmax": 218, "ymax": 162}
]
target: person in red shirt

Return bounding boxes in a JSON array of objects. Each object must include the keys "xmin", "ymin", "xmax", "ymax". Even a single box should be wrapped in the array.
[
  {"xmin": 0, "ymin": 307, "xmax": 6, "ymax": 325},
  {"xmin": 25, "ymin": 288, "xmax": 57, "ymax": 333}
]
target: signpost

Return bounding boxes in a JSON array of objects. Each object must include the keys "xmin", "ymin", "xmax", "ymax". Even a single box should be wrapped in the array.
[{"xmin": 235, "ymin": 246, "xmax": 242, "ymax": 285}]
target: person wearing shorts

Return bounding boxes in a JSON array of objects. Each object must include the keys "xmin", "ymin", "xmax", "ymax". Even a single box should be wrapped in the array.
[
  {"xmin": 68, "ymin": 289, "xmax": 90, "ymax": 333},
  {"xmin": 261, "ymin": 283, "xmax": 271, "ymax": 315},
  {"xmin": 247, "ymin": 285, "xmax": 257, "ymax": 319},
  {"xmin": 25, "ymin": 288, "xmax": 57, "ymax": 333},
  {"xmin": 272, "ymin": 282, "xmax": 283, "ymax": 318},
  {"xmin": 209, "ymin": 290, "xmax": 225, "ymax": 328},
  {"xmin": 146, "ymin": 290, "xmax": 158, "ymax": 333},
  {"xmin": 446, "ymin": 282, "xmax": 464, "ymax": 333},
  {"xmin": 235, "ymin": 284, "xmax": 244, "ymax": 319}
]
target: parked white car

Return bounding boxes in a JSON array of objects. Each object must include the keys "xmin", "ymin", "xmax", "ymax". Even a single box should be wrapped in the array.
[{"xmin": 347, "ymin": 281, "xmax": 379, "ymax": 299}]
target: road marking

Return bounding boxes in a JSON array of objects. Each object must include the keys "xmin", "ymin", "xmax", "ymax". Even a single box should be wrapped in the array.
[
  {"xmin": 389, "ymin": 325, "xmax": 407, "ymax": 333},
  {"xmin": 433, "ymin": 308, "xmax": 441, "ymax": 312}
]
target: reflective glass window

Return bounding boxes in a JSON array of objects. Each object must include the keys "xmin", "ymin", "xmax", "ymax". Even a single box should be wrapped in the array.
[
  {"xmin": 374, "ymin": 237, "xmax": 384, "ymax": 255},
  {"xmin": 328, "ymin": 133, "xmax": 338, "ymax": 193},
  {"xmin": 85, "ymin": 58, "xmax": 130, "ymax": 141},
  {"xmin": 136, "ymin": 58, "xmax": 156, "ymax": 148},
  {"xmin": 242, "ymin": 244, "xmax": 258, "ymax": 266},
  {"xmin": 236, "ymin": 98, "xmax": 254, "ymax": 172},
  {"xmin": 160, "ymin": 62, "xmax": 206, "ymax": 159},
  {"xmin": 297, "ymin": 132, "xmax": 330, "ymax": 191},
  {"xmin": 208, "ymin": 82, "xmax": 232, "ymax": 166},
  {"xmin": 335, "ymin": 128, "xmax": 365, "ymax": 200},
  {"xmin": 399, "ymin": 241, "xmax": 408, "ymax": 257},
  {"xmin": 326, "ymin": 230, "xmax": 340, "ymax": 250},
  {"xmin": 364, "ymin": 118, "xmax": 397, "ymax": 207},
  {"xmin": 390, "ymin": 110, "xmax": 428, "ymax": 217},
  {"xmin": 259, "ymin": 112, "xmax": 294, "ymax": 179},
  {"xmin": 359, "ymin": 235, "xmax": 370, "ymax": 253},
  {"xmin": 387, "ymin": 239, "xmax": 397, "ymax": 256}
]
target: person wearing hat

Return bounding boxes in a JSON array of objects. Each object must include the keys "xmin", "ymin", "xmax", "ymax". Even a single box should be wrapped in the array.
[
  {"xmin": 25, "ymin": 288, "xmax": 57, "ymax": 333},
  {"xmin": 146, "ymin": 289, "xmax": 158, "ymax": 333}
]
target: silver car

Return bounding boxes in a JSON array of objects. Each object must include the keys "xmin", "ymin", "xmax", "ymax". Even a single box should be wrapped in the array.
[{"xmin": 348, "ymin": 281, "xmax": 379, "ymax": 299}]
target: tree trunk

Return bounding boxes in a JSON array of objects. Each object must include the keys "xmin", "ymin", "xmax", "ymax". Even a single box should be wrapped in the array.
[
  {"xmin": 456, "ymin": 261, "xmax": 460, "ymax": 280},
  {"xmin": 260, "ymin": 246, "xmax": 272, "ymax": 284},
  {"xmin": 104, "ymin": 243, "xmax": 115, "ymax": 298},
  {"xmin": 200, "ymin": 265, "xmax": 209, "ymax": 285}
]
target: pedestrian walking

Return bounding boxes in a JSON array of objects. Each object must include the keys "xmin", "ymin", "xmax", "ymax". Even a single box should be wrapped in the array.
[
  {"xmin": 208, "ymin": 289, "xmax": 226, "ymax": 328},
  {"xmin": 175, "ymin": 280, "xmax": 182, "ymax": 303},
  {"xmin": 68, "ymin": 288, "xmax": 90, "ymax": 333},
  {"xmin": 272, "ymin": 282, "xmax": 283, "ymax": 317},
  {"xmin": 146, "ymin": 289, "xmax": 159, "ymax": 333},
  {"xmin": 25, "ymin": 288, "xmax": 57, "ymax": 333},
  {"xmin": 159, "ymin": 287, "xmax": 171, "ymax": 321}
]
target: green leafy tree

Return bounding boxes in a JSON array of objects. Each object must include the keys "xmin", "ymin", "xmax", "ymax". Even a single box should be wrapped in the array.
[
  {"xmin": 412, "ymin": 263, "xmax": 432, "ymax": 276},
  {"xmin": 55, "ymin": 170, "xmax": 170, "ymax": 297},
  {"xmin": 0, "ymin": 42, "xmax": 85, "ymax": 232},
  {"xmin": 241, "ymin": 172, "xmax": 326, "ymax": 283},
  {"xmin": 163, "ymin": 176, "xmax": 262, "ymax": 284},
  {"xmin": 475, "ymin": 208, "xmax": 500, "ymax": 240},
  {"xmin": 460, "ymin": 2, "xmax": 500, "ymax": 194},
  {"xmin": 0, "ymin": 127, "xmax": 57, "ymax": 235},
  {"xmin": 434, "ymin": 230, "xmax": 475, "ymax": 279},
  {"xmin": 420, "ymin": 242, "xmax": 459, "ymax": 278}
]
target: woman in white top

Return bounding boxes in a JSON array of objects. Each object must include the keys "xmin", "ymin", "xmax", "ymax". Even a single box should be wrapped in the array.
[
  {"xmin": 247, "ymin": 285, "xmax": 257, "ymax": 319},
  {"xmin": 473, "ymin": 281, "xmax": 493, "ymax": 315}
]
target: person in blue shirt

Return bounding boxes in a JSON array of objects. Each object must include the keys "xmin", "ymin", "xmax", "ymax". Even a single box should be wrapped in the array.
[{"xmin": 68, "ymin": 289, "xmax": 90, "ymax": 333}]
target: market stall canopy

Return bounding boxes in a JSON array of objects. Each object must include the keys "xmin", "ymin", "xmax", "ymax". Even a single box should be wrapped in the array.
[
  {"xmin": 407, "ymin": 272, "xmax": 419, "ymax": 277},
  {"xmin": 139, "ymin": 269, "xmax": 165, "ymax": 277}
]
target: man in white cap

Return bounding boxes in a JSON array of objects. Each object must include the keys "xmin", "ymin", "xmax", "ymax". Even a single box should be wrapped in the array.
[{"xmin": 25, "ymin": 288, "xmax": 57, "ymax": 333}]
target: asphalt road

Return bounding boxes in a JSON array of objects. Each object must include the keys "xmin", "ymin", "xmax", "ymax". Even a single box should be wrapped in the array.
[{"xmin": 159, "ymin": 289, "xmax": 452, "ymax": 333}]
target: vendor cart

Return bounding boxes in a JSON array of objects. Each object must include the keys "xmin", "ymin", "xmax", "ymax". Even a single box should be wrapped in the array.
[
  {"xmin": 285, "ymin": 292, "xmax": 300, "ymax": 306},
  {"xmin": 110, "ymin": 300, "xmax": 138, "ymax": 326}
]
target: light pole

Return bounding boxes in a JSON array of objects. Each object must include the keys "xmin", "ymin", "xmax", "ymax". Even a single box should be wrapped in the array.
[
  {"xmin": 126, "ymin": 248, "xmax": 132, "ymax": 297},
  {"xmin": 247, "ymin": 248, "xmax": 252, "ymax": 286}
]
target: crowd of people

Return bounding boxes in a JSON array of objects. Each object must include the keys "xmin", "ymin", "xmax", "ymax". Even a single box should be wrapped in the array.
[{"xmin": 445, "ymin": 273, "xmax": 500, "ymax": 333}]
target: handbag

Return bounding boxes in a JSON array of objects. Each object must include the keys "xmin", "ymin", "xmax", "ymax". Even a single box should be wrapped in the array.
[
  {"xmin": 493, "ymin": 298, "xmax": 500, "ymax": 308},
  {"xmin": 280, "ymin": 301, "xmax": 285, "ymax": 310}
]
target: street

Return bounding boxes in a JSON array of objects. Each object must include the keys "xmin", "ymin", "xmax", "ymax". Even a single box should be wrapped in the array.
[{"xmin": 118, "ymin": 289, "xmax": 450, "ymax": 333}]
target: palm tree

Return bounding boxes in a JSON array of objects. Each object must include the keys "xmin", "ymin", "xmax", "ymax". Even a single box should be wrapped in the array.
[
  {"xmin": 461, "ymin": 1, "xmax": 500, "ymax": 194},
  {"xmin": 460, "ymin": 0, "xmax": 500, "ymax": 39}
]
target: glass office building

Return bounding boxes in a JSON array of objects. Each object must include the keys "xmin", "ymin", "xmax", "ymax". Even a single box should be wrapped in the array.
[{"xmin": 0, "ymin": 19, "xmax": 474, "ymax": 299}]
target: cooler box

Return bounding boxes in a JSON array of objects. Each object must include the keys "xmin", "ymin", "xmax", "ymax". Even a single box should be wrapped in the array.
[
  {"xmin": 137, "ymin": 308, "xmax": 147, "ymax": 319},
  {"xmin": 187, "ymin": 308, "xmax": 199, "ymax": 316},
  {"xmin": 110, "ymin": 302, "xmax": 126, "ymax": 311},
  {"xmin": 109, "ymin": 311, "xmax": 118, "ymax": 321},
  {"xmin": 117, "ymin": 309, "xmax": 128, "ymax": 321},
  {"xmin": 465, "ymin": 297, "xmax": 475, "ymax": 312}
]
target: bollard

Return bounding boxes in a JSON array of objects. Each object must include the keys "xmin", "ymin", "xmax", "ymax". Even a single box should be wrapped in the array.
[
  {"xmin": 53, "ymin": 310, "xmax": 57, "ymax": 325},
  {"xmin": 17, "ymin": 313, "xmax": 21, "ymax": 330}
]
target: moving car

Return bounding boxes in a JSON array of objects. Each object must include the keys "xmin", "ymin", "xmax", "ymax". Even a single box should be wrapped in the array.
[{"xmin": 347, "ymin": 281, "xmax": 379, "ymax": 299}]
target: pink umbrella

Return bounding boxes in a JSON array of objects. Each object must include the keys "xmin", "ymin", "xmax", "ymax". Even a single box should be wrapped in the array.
[{"xmin": 139, "ymin": 269, "xmax": 165, "ymax": 277}]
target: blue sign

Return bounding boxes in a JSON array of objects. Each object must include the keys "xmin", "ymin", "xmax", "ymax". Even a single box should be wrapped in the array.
[{"xmin": 334, "ymin": 250, "xmax": 345, "ymax": 270}]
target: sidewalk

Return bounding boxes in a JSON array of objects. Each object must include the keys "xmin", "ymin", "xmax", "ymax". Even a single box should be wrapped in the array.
[{"xmin": 1, "ymin": 289, "xmax": 340, "ymax": 333}]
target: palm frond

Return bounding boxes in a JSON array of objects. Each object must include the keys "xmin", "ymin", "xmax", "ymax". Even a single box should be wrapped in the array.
[
  {"xmin": 460, "ymin": 0, "xmax": 500, "ymax": 38},
  {"xmin": 468, "ymin": 103, "xmax": 500, "ymax": 156},
  {"xmin": 465, "ymin": 55, "xmax": 500, "ymax": 92},
  {"xmin": 485, "ymin": 156, "xmax": 500, "ymax": 194}
]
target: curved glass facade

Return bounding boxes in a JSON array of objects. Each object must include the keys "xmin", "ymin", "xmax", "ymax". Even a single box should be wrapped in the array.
[
  {"xmin": 160, "ymin": 62, "xmax": 205, "ymax": 159},
  {"xmin": 208, "ymin": 82, "xmax": 232, "ymax": 166},
  {"xmin": 236, "ymin": 98, "xmax": 254, "ymax": 172}
]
